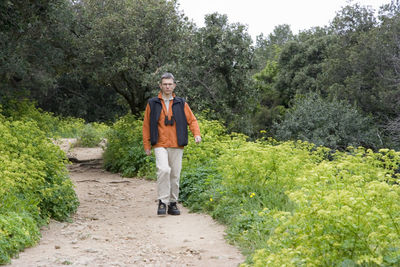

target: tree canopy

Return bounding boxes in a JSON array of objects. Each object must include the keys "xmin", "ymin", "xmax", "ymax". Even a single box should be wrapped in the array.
[{"xmin": 2, "ymin": 0, "xmax": 400, "ymax": 149}]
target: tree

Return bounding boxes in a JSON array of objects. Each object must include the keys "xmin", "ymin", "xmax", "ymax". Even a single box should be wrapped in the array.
[
  {"xmin": 250, "ymin": 25, "xmax": 295, "ymax": 136},
  {"xmin": 176, "ymin": 13, "xmax": 257, "ymax": 134},
  {"xmin": 253, "ymin": 24, "xmax": 293, "ymax": 71},
  {"xmin": 75, "ymin": 0, "xmax": 186, "ymax": 115},
  {"xmin": 268, "ymin": 27, "xmax": 332, "ymax": 107},
  {"xmin": 322, "ymin": 2, "xmax": 400, "ymax": 136},
  {"xmin": 40, "ymin": 77, "xmax": 128, "ymax": 122},
  {"xmin": 377, "ymin": 1, "xmax": 400, "ymax": 148},
  {"xmin": 0, "ymin": 0, "xmax": 77, "ymax": 100},
  {"xmin": 322, "ymin": 4, "xmax": 379, "ymax": 110}
]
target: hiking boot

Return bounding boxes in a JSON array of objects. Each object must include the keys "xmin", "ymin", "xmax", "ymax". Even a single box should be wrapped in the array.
[
  {"xmin": 157, "ymin": 200, "xmax": 166, "ymax": 215},
  {"xmin": 167, "ymin": 202, "xmax": 180, "ymax": 215}
]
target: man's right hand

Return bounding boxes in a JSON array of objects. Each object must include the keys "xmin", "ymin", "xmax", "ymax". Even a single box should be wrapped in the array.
[{"xmin": 145, "ymin": 149, "xmax": 151, "ymax": 156}]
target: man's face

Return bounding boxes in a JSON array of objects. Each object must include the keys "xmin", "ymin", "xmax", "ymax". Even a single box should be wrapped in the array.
[{"xmin": 159, "ymin": 78, "xmax": 176, "ymax": 96}]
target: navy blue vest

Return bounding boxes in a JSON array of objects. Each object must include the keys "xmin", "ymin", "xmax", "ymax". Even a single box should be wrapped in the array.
[{"xmin": 148, "ymin": 96, "xmax": 188, "ymax": 147}]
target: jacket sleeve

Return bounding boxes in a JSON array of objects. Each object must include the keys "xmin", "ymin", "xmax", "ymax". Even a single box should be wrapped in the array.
[
  {"xmin": 142, "ymin": 103, "xmax": 151, "ymax": 150},
  {"xmin": 184, "ymin": 103, "xmax": 201, "ymax": 137}
]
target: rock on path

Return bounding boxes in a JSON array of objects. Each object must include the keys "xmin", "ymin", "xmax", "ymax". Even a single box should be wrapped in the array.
[{"xmin": 9, "ymin": 140, "xmax": 244, "ymax": 267}]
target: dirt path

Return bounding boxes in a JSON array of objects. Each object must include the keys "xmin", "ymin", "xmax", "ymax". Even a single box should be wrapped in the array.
[{"xmin": 9, "ymin": 140, "xmax": 244, "ymax": 267}]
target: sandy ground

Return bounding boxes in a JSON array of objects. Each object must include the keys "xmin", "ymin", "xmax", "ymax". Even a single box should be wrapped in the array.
[{"xmin": 8, "ymin": 139, "xmax": 244, "ymax": 267}]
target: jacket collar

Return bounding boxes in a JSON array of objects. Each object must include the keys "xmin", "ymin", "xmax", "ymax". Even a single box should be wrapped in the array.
[{"xmin": 158, "ymin": 91, "xmax": 175, "ymax": 100}]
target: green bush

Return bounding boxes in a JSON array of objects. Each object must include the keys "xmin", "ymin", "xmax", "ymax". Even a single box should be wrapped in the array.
[
  {"xmin": 274, "ymin": 92, "xmax": 381, "ymax": 150},
  {"xmin": 1, "ymin": 98, "xmax": 85, "ymax": 138},
  {"xmin": 1, "ymin": 98, "xmax": 111, "ymax": 148},
  {"xmin": 103, "ymin": 114, "xmax": 155, "ymax": 178},
  {"xmin": 105, "ymin": 115, "xmax": 400, "ymax": 266},
  {"xmin": 74, "ymin": 122, "xmax": 109, "ymax": 147},
  {"xmin": 248, "ymin": 147, "xmax": 400, "ymax": 266},
  {"xmin": 0, "ymin": 118, "xmax": 79, "ymax": 264},
  {"xmin": 179, "ymin": 165, "xmax": 223, "ymax": 213},
  {"xmin": 0, "ymin": 212, "xmax": 41, "ymax": 263}
]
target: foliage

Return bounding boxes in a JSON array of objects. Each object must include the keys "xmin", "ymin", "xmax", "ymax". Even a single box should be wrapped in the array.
[
  {"xmin": 39, "ymin": 78, "xmax": 128, "ymax": 123},
  {"xmin": 0, "ymin": 0, "xmax": 77, "ymax": 99},
  {"xmin": 253, "ymin": 2, "xmax": 400, "ymax": 147},
  {"xmin": 3, "ymin": 0, "xmax": 400, "ymax": 147},
  {"xmin": 179, "ymin": 165, "xmax": 223, "ymax": 213},
  {"xmin": 176, "ymin": 13, "xmax": 257, "ymax": 135},
  {"xmin": 248, "ymin": 147, "xmax": 400, "ymax": 266},
  {"xmin": 322, "ymin": 3, "xmax": 398, "ymax": 124},
  {"xmin": 0, "ymin": 0, "xmax": 144, "ymax": 123},
  {"xmin": 113, "ymin": 116, "xmax": 400, "ymax": 266},
  {"xmin": 103, "ymin": 114, "xmax": 155, "ymax": 178},
  {"xmin": 252, "ymin": 53, "xmax": 284, "ymax": 135},
  {"xmin": 0, "ymin": 118, "xmax": 79, "ymax": 264},
  {"xmin": 0, "ymin": 212, "xmax": 41, "ymax": 264},
  {"xmin": 1, "ymin": 98, "xmax": 85, "ymax": 138},
  {"xmin": 272, "ymin": 27, "xmax": 332, "ymax": 105},
  {"xmin": 74, "ymin": 122, "xmax": 109, "ymax": 148},
  {"xmin": 75, "ymin": 0, "xmax": 186, "ymax": 115},
  {"xmin": 179, "ymin": 117, "xmax": 239, "ymax": 216},
  {"xmin": 254, "ymin": 24, "xmax": 294, "ymax": 71},
  {"xmin": 386, "ymin": 116, "xmax": 400, "ymax": 147},
  {"xmin": 253, "ymin": 1, "xmax": 400, "ymax": 148},
  {"xmin": 0, "ymin": 98, "xmax": 112, "ymax": 148},
  {"xmin": 274, "ymin": 92, "xmax": 381, "ymax": 150},
  {"xmin": 252, "ymin": 26, "xmax": 333, "ymax": 138}
]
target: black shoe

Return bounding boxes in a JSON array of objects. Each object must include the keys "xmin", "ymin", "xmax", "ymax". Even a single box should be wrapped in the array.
[
  {"xmin": 167, "ymin": 202, "xmax": 180, "ymax": 215},
  {"xmin": 157, "ymin": 200, "xmax": 166, "ymax": 215}
]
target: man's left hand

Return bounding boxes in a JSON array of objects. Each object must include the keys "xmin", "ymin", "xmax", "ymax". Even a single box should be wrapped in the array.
[{"xmin": 195, "ymin": 136, "xmax": 202, "ymax": 143}]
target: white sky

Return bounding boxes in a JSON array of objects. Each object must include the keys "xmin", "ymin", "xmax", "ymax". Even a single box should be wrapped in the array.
[{"xmin": 177, "ymin": 0, "xmax": 393, "ymax": 41}]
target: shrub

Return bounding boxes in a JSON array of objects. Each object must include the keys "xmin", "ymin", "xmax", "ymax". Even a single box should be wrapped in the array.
[
  {"xmin": 74, "ymin": 122, "xmax": 109, "ymax": 147},
  {"xmin": 0, "ymin": 212, "xmax": 41, "ymax": 263},
  {"xmin": 248, "ymin": 148, "xmax": 400, "ymax": 266},
  {"xmin": 179, "ymin": 165, "xmax": 223, "ymax": 213},
  {"xmin": 103, "ymin": 114, "xmax": 155, "ymax": 178},
  {"xmin": 274, "ymin": 92, "xmax": 381, "ymax": 150},
  {"xmin": 1, "ymin": 98, "xmax": 85, "ymax": 138},
  {"xmin": 105, "ymin": 115, "xmax": 400, "ymax": 266},
  {"xmin": 0, "ymin": 118, "xmax": 79, "ymax": 264},
  {"xmin": 1, "ymin": 98, "xmax": 111, "ymax": 148}
]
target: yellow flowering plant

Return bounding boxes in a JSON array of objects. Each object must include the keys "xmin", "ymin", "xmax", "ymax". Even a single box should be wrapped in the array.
[
  {"xmin": 0, "ymin": 118, "xmax": 79, "ymax": 264},
  {"xmin": 107, "ymin": 115, "xmax": 400, "ymax": 266}
]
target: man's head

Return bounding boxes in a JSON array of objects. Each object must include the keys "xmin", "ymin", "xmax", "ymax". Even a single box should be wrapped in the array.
[{"xmin": 159, "ymin": 72, "xmax": 176, "ymax": 96}]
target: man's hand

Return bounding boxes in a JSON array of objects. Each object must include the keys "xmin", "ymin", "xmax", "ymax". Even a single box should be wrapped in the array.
[
  {"xmin": 195, "ymin": 136, "xmax": 202, "ymax": 144},
  {"xmin": 145, "ymin": 149, "xmax": 151, "ymax": 156}
]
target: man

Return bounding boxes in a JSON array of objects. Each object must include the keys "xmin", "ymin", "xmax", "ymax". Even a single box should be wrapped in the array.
[{"xmin": 142, "ymin": 72, "xmax": 201, "ymax": 216}]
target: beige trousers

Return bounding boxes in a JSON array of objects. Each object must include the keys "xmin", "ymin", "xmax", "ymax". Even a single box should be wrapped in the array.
[{"xmin": 154, "ymin": 147, "xmax": 184, "ymax": 205}]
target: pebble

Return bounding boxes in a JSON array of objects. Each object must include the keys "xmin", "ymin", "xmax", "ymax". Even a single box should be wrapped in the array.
[
  {"xmin": 83, "ymin": 248, "xmax": 98, "ymax": 253},
  {"xmin": 78, "ymin": 233, "xmax": 90, "ymax": 240}
]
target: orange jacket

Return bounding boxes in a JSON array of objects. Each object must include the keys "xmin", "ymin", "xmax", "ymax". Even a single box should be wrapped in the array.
[{"xmin": 142, "ymin": 92, "xmax": 201, "ymax": 150}]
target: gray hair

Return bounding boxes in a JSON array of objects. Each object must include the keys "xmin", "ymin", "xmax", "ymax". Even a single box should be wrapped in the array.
[{"xmin": 160, "ymin": 72, "xmax": 175, "ymax": 83}]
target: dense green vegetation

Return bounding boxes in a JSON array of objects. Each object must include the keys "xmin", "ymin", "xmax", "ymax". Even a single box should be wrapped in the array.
[
  {"xmin": 1, "ymin": 99, "xmax": 86, "ymax": 138},
  {"xmin": 0, "ymin": 97, "xmax": 111, "ymax": 263},
  {"xmin": 2, "ymin": 0, "xmax": 400, "ymax": 265},
  {"xmin": 273, "ymin": 92, "xmax": 380, "ymax": 150},
  {"xmin": 103, "ymin": 115, "xmax": 155, "ymax": 178},
  {"xmin": 105, "ymin": 115, "xmax": 400, "ymax": 266},
  {"xmin": 0, "ymin": 108, "xmax": 79, "ymax": 264},
  {"xmin": 2, "ymin": 0, "xmax": 400, "ymax": 149}
]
